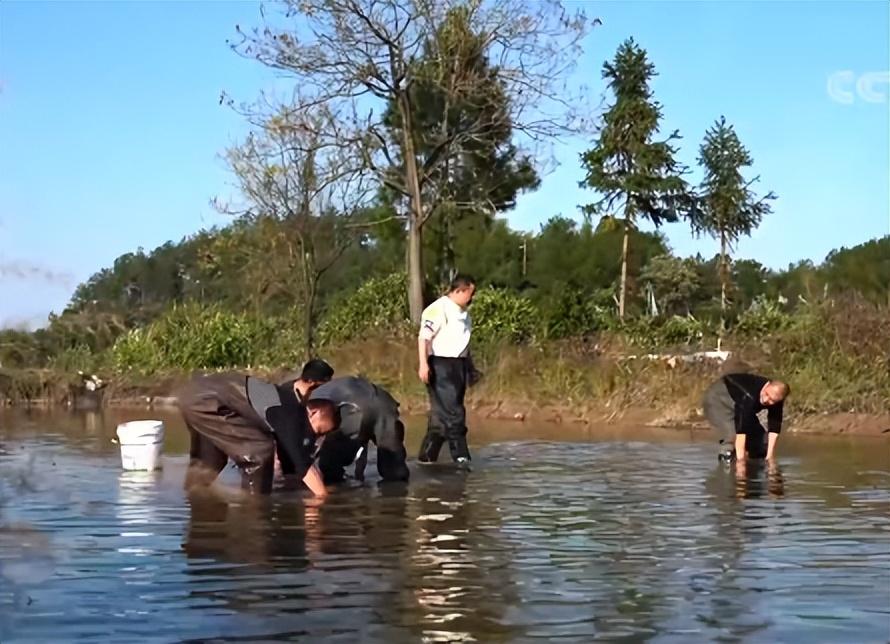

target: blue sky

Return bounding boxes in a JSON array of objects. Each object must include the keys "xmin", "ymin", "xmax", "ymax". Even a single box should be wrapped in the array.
[{"xmin": 1, "ymin": 0, "xmax": 887, "ymax": 328}]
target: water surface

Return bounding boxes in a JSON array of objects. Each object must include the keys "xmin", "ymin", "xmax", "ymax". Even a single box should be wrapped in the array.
[{"xmin": 1, "ymin": 408, "xmax": 888, "ymax": 643}]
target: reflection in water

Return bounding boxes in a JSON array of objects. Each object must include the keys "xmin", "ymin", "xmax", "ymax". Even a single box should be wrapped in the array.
[
  {"xmin": 83, "ymin": 410, "xmax": 103, "ymax": 436},
  {"xmin": 0, "ymin": 411, "xmax": 888, "ymax": 642},
  {"xmin": 406, "ymin": 468, "xmax": 516, "ymax": 643},
  {"xmin": 733, "ymin": 459, "xmax": 785, "ymax": 499},
  {"xmin": 183, "ymin": 492, "xmax": 310, "ymax": 568}
]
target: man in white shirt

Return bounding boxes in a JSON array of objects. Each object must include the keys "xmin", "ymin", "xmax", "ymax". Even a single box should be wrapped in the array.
[{"xmin": 417, "ymin": 274, "xmax": 477, "ymax": 466}]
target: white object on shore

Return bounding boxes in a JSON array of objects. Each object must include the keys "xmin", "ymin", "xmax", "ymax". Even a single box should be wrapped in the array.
[
  {"xmin": 621, "ymin": 349, "xmax": 731, "ymax": 366},
  {"xmin": 115, "ymin": 420, "xmax": 165, "ymax": 471}
]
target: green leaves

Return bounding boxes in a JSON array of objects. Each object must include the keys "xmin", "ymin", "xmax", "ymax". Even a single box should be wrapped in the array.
[
  {"xmin": 693, "ymin": 116, "xmax": 775, "ymax": 245},
  {"xmin": 111, "ymin": 303, "xmax": 268, "ymax": 373},
  {"xmin": 469, "ymin": 287, "xmax": 539, "ymax": 346},
  {"xmin": 580, "ymin": 38, "xmax": 694, "ymax": 228},
  {"xmin": 316, "ymin": 273, "xmax": 411, "ymax": 347},
  {"xmin": 640, "ymin": 255, "xmax": 702, "ymax": 317}
]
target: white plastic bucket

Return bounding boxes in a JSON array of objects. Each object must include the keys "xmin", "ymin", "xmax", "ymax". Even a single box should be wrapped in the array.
[{"xmin": 116, "ymin": 420, "xmax": 165, "ymax": 471}]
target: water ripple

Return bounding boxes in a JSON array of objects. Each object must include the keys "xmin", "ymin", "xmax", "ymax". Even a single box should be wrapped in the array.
[{"xmin": 0, "ymin": 431, "xmax": 888, "ymax": 642}]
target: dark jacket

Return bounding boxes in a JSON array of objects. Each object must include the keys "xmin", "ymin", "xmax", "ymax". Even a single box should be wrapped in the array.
[
  {"xmin": 310, "ymin": 376, "xmax": 409, "ymax": 482},
  {"xmin": 723, "ymin": 373, "xmax": 784, "ymax": 434}
]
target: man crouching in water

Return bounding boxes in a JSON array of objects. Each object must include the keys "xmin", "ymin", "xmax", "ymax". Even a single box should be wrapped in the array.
[
  {"xmin": 176, "ymin": 359, "xmax": 338, "ymax": 498},
  {"xmin": 309, "ymin": 376, "xmax": 410, "ymax": 484},
  {"xmin": 702, "ymin": 372, "xmax": 790, "ymax": 462}
]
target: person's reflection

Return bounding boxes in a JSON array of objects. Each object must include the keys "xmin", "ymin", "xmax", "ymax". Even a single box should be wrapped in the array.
[
  {"xmin": 699, "ymin": 458, "xmax": 785, "ymax": 639},
  {"xmin": 397, "ymin": 468, "xmax": 516, "ymax": 642},
  {"xmin": 311, "ymin": 480, "xmax": 413, "ymax": 557},
  {"xmin": 734, "ymin": 459, "xmax": 785, "ymax": 500},
  {"xmin": 304, "ymin": 481, "xmax": 419, "ymax": 640},
  {"xmin": 82, "ymin": 410, "xmax": 103, "ymax": 437},
  {"xmin": 182, "ymin": 490, "xmax": 310, "ymax": 568},
  {"xmin": 182, "ymin": 489, "xmax": 313, "ymax": 619}
]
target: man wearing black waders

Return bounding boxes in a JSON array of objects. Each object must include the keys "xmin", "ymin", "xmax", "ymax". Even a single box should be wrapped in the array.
[
  {"xmin": 176, "ymin": 360, "xmax": 338, "ymax": 497},
  {"xmin": 309, "ymin": 376, "xmax": 410, "ymax": 484},
  {"xmin": 702, "ymin": 372, "xmax": 790, "ymax": 462},
  {"xmin": 417, "ymin": 275, "xmax": 479, "ymax": 467}
]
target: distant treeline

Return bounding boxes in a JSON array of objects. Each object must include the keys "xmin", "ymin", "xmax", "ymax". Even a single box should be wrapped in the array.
[{"xmin": 0, "ymin": 214, "xmax": 886, "ymax": 372}]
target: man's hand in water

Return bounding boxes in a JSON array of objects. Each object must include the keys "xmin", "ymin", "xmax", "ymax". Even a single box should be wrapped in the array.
[
  {"xmin": 765, "ymin": 432, "xmax": 779, "ymax": 460},
  {"xmin": 301, "ymin": 464, "xmax": 328, "ymax": 498}
]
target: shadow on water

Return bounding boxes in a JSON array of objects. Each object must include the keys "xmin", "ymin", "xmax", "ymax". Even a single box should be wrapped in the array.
[{"xmin": 0, "ymin": 407, "xmax": 888, "ymax": 642}]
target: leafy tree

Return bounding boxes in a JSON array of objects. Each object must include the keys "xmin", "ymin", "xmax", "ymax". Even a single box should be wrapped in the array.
[
  {"xmin": 732, "ymin": 258, "xmax": 773, "ymax": 309},
  {"xmin": 821, "ymin": 236, "xmax": 890, "ymax": 306},
  {"xmin": 448, "ymin": 217, "xmax": 526, "ymax": 289},
  {"xmin": 526, "ymin": 215, "xmax": 668, "ymax": 314},
  {"xmin": 233, "ymin": 0, "xmax": 589, "ymax": 321},
  {"xmin": 768, "ymin": 259, "xmax": 824, "ymax": 304},
  {"xmin": 580, "ymin": 38, "xmax": 696, "ymax": 319},
  {"xmin": 640, "ymin": 254, "xmax": 702, "ymax": 316},
  {"xmin": 215, "ymin": 107, "xmax": 371, "ymax": 357},
  {"xmin": 381, "ymin": 7, "xmax": 540, "ymax": 288}
]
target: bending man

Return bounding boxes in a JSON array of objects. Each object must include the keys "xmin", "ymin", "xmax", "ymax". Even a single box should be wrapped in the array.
[
  {"xmin": 702, "ymin": 372, "xmax": 790, "ymax": 462},
  {"xmin": 309, "ymin": 376, "xmax": 410, "ymax": 483},
  {"xmin": 176, "ymin": 360, "xmax": 337, "ymax": 496}
]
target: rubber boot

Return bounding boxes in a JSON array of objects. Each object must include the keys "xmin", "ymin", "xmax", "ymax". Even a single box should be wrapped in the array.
[{"xmin": 418, "ymin": 432, "xmax": 445, "ymax": 463}]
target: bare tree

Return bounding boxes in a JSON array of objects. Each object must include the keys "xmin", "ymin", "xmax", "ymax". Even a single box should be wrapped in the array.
[
  {"xmin": 215, "ymin": 105, "xmax": 373, "ymax": 357},
  {"xmin": 230, "ymin": 0, "xmax": 591, "ymax": 321}
]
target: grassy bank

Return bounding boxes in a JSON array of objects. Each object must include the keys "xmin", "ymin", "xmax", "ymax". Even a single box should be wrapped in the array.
[
  {"xmin": 322, "ymin": 320, "xmax": 890, "ymax": 432},
  {"xmin": 3, "ymin": 297, "xmax": 888, "ymax": 436}
]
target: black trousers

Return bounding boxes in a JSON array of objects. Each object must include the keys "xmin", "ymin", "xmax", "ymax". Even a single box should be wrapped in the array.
[
  {"xmin": 703, "ymin": 380, "xmax": 767, "ymax": 459},
  {"xmin": 419, "ymin": 356, "xmax": 470, "ymax": 462}
]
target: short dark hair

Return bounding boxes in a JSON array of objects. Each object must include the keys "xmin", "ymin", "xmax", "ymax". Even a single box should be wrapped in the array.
[
  {"xmin": 300, "ymin": 359, "xmax": 334, "ymax": 383},
  {"xmin": 449, "ymin": 274, "xmax": 475, "ymax": 292}
]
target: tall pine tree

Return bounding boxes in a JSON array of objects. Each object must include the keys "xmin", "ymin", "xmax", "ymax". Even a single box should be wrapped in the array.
[
  {"xmin": 579, "ymin": 38, "xmax": 695, "ymax": 319},
  {"xmin": 693, "ymin": 116, "xmax": 775, "ymax": 313}
]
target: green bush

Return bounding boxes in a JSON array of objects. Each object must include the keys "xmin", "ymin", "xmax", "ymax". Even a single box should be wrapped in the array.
[
  {"xmin": 538, "ymin": 285, "xmax": 615, "ymax": 339},
  {"xmin": 317, "ymin": 273, "xmax": 410, "ymax": 346},
  {"xmin": 734, "ymin": 296, "xmax": 792, "ymax": 336},
  {"xmin": 616, "ymin": 317, "xmax": 658, "ymax": 349},
  {"xmin": 470, "ymin": 287, "xmax": 539, "ymax": 346},
  {"xmin": 111, "ymin": 328, "xmax": 160, "ymax": 373},
  {"xmin": 48, "ymin": 343, "xmax": 101, "ymax": 373},
  {"xmin": 111, "ymin": 302, "xmax": 266, "ymax": 373},
  {"xmin": 615, "ymin": 315, "xmax": 711, "ymax": 350},
  {"xmin": 657, "ymin": 315, "xmax": 708, "ymax": 346},
  {"xmin": 0, "ymin": 368, "xmax": 44, "ymax": 402},
  {"xmin": 253, "ymin": 307, "xmax": 306, "ymax": 369}
]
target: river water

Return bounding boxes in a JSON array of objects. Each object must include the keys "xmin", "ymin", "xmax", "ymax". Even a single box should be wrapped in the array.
[{"xmin": 0, "ymin": 407, "xmax": 888, "ymax": 643}]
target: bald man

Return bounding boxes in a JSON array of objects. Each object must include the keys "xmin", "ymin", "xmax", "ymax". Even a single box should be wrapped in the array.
[{"xmin": 703, "ymin": 373, "xmax": 790, "ymax": 462}]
